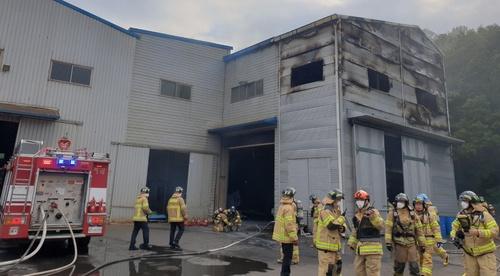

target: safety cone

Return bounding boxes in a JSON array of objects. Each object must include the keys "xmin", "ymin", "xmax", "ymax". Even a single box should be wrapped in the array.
[
  {"xmin": 202, "ymin": 217, "xmax": 208, "ymax": 226},
  {"xmin": 196, "ymin": 218, "xmax": 201, "ymax": 226},
  {"xmin": 184, "ymin": 220, "xmax": 190, "ymax": 226},
  {"xmin": 190, "ymin": 218, "xmax": 195, "ymax": 226}
]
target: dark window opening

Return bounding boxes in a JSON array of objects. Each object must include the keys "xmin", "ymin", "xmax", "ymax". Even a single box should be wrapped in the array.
[
  {"xmin": 368, "ymin": 68, "xmax": 390, "ymax": 92},
  {"xmin": 50, "ymin": 61, "xmax": 92, "ymax": 86},
  {"xmin": 160, "ymin": 80, "xmax": 191, "ymax": 100},
  {"xmin": 385, "ymin": 134, "xmax": 404, "ymax": 203},
  {"xmin": 415, "ymin": 88, "xmax": 439, "ymax": 114},
  {"xmin": 291, "ymin": 60, "xmax": 323, "ymax": 87},
  {"xmin": 0, "ymin": 121, "xmax": 18, "ymax": 192},
  {"xmin": 230, "ymin": 79, "xmax": 264, "ymax": 103}
]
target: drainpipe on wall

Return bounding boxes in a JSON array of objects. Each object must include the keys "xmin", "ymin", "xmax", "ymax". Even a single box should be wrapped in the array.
[
  {"xmin": 334, "ymin": 24, "xmax": 344, "ymax": 196},
  {"xmin": 276, "ymin": 41, "xmax": 282, "ymax": 215},
  {"xmin": 399, "ymin": 27, "xmax": 406, "ymax": 125}
]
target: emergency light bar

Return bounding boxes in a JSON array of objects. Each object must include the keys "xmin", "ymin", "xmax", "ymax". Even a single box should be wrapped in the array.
[{"xmin": 56, "ymin": 158, "xmax": 77, "ymax": 166}]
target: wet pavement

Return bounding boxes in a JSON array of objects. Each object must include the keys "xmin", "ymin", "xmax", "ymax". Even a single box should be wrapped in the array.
[{"xmin": 0, "ymin": 221, "xmax": 497, "ymax": 275}]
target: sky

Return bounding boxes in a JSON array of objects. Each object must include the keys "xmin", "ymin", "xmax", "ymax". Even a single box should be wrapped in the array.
[{"xmin": 65, "ymin": 0, "xmax": 499, "ymax": 51}]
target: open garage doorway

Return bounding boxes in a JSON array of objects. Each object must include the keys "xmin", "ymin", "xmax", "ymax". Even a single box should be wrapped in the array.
[
  {"xmin": 227, "ymin": 145, "xmax": 274, "ymax": 221},
  {"xmin": 0, "ymin": 121, "xmax": 18, "ymax": 185}
]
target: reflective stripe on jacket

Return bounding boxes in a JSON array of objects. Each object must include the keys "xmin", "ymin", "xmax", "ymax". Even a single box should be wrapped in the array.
[
  {"xmin": 167, "ymin": 193, "xmax": 188, "ymax": 222},
  {"xmin": 312, "ymin": 201, "xmax": 323, "ymax": 224},
  {"xmin": 348, "ymin": 204, "xmax": 385, "ymax": 255},
  {"xmin": 315, "ymin": 197, "xmax": 344, "ymax": 252},
  {"xmin": 450, "ymin": 203, "xmax": 499, "ymax": 256},
  {"xmin": 273, "ymin": 197, "xmax": 298, "ymax": 244},
  {"xmin": 385, "ymin": 207, "xmax": 426, "ymax": 246},
  {"xmin": 133, "ymin": 194, "xmax": 153, "ymax": 222},
  {"xmin": 416, "ymin": 209, "xmax": 442, "ymax": 245}
]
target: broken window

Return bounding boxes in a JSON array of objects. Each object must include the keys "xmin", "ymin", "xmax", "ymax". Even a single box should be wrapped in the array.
[
  {"xmin": 415, "ymin": 88, "xmax": 440, "ymax": 114},
  {"xmin": 230, "ymin": 79, "xmax": 264, "ymax": 103},
  {"xmin": 291, "ymin": 60, "xmax": 323, "ymax": 87},
  {"xmin": 368, "ymin": 68, "xmax": 390, "ymax": 92}
]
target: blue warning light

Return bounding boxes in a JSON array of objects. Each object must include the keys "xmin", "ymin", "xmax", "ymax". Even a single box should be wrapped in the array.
[
  {"xmin": 70, "ymin": 160, "xmax": 76, "ymax": 166},
  {"xmin": 57, "ymin": 159, "xmax": 65, "ymax": 165}
]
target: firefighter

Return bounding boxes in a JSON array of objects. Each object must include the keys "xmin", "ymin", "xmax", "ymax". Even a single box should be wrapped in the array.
[
  {"xmin": 417, "ymin": 193, "xmax": 450, "ymax": 266},
  {"xmin": 316, "ymin": 188, "xmax": 346, "ymax": 276},
  {"xmin": 166, "ymin": 186, "xmax": 188, "ymax": 249},
  {"xmin": 273, "ymin": 187, "xmax": 298, "ymax": 276},
  {"xmin": 277, "ymin": 189, "xmax": 300, "ymax": 265},
  {"xmin": 450, "ymin": 190, "xmax": 499, "ymax": 276},
  {"xmin": 347, "ymin": 190, "xmax": 385, "ymax": 276},
  {"xmin": 385, "ymin": 193, "xmax": 426, "ymax": 276},
  {"xmin": 228, "ymin": 206, "xmax": 242, "ymax": 231},
  {"xmin": 129, "ymin": 187, "xmax": 154, "ymax": 250},
  {"xmin": 213, "ymin": 207, "xmax": 232, "ymax": 232},
  {"xmin": 309, "ymin": 194, "xmax": 324, "ymax": 248},
  {"xmin": 413, "ymin": 196, "xmax": 442, "ymax": 276}
]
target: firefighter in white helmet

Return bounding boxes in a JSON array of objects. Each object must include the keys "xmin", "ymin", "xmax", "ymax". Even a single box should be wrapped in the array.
[
  {"xmin": 273, "ymin": 187, "xmax": 298, "ymax": 276},
  {"xmin": 167, "ymin": 186, "xmax": 188, "ymax": 249},
  {"xmin": 129, "ymin": 187, "xmax": 154, "ymax": 250}
]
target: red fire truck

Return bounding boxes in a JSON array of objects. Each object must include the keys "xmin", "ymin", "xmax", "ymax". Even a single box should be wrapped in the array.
[{"xmin": 0, "ymin": 138, "xmax": 110, "ymax": 249}]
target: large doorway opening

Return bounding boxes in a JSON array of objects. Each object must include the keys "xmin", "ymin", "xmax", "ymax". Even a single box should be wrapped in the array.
[
  {"xmin": 227, "ymin": 145, "xmax": 274, "ymax": 221},
  {"xmin": 385, "ymin": 134, "xmax": 404, "ymax": 202},
  {"xmin": 146, "ymin": 149, "xmax": 189, "ymax": 215},
  {"xmin": 0, "ymin": 121, "xmax": 18, "ymax": 185}
]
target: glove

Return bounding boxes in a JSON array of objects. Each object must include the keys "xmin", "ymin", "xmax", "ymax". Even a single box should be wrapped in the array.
[
  {"xmin": 292, "ymin": 239, "xmax": 298, "ymax": 245},
  {"xmin": 437, "ymin": 242, "xmax": 442, "ymax": 248},
  {"xmin": 386, "ymin": 244, "xmax": 393, "ymax": 252},
  {"xmin": 420, "ymin": 246, "xmax": 426, "ymax": 254},
  {"xmin": 456, "ymin": 230, "xmax": 465, "ymax": 239}
]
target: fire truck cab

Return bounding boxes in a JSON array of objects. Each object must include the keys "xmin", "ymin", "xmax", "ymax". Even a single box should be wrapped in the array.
[{"xmin": 0, "ymin": 139, "xmax": 110, "ymax": 249}]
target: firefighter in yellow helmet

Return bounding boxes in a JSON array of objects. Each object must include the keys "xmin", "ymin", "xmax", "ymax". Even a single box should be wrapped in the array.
[
  {"xmin": 418, "ymin": 193, "xmax": 450, "ymax": 266},
  {"xmin": 227, "ymin": 206, "xmax": 242, "ymax": 231},
  {"xmin": 348, "ymin": 190, "xmax": 385, "ymax": 276},
  {"xmin": 129, "ymin": 187, "xmax": 154, "ymax": 250},
  {"xmin": 309, "ymin": 194, "xmax": 324, "ymax": 248},
  {"xmin": 273, "ymin": 187, "xmax": 298, "ymax": 276},
  {"xmin": 316, "ymin": 188, "xmax": 346, "ymax": 276},
  {"xmin": 213, "ymin": 207, "xmax": 232, "ymax": 232},
  {"xmin": 385, "ymin": 193, "xmax": 426, "ymax": 276},
  {"xmin": 450, "ymin": 191, "xmax": 499, "ymax": 276},
  {"xmin": 167, "ymin": 186, "xmax": 188, "ymax": 249},
  {"xmin": 413, "ymin": 196, "xmax": 442, "ymax": 276}
]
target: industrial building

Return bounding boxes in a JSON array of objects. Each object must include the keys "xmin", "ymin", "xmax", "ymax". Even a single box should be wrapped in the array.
[{"xmin": 0, "ymin": 0, "xmax": 462, "ymax": 223}]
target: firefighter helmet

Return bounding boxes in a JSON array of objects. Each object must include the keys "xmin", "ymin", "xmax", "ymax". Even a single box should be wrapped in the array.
[
  {"xmin": 175, "ymin": 186, "xmax": 183, "ymax": 193},
  {"xmin": 413, "ymin": 196, "xmax": 426, "ymax": 206},
  {"xmin": 309, "ymin": 194, "xmax": 318, "ymax": 203},
  {"xmin": 327, "ymin": 189, "xmax": 345, "ymax": 200},
  {"xmin": 354, "ymin": 190, "xmax": 370, "ymax": 201},
  {"xmin": 140, "ymin": 187, "xmax": 150, "ymax": 194},
  {"xmin": 478, "ymin": 196, "xmax": 485, "ymax": 203},
  {"xmin": 283, "ymin": 187, "xmax": 296, "ymax": 198},
  {"xmin": 394, "ymin": 193, "xmax": 409, "ymax": 202},
  {"xmin": 417, "ymin": 193, "xmax": 429, "ymax": 203},
  {"xmin": 459, "ymin": 191, "xmax": 478, "ymax": 203}
]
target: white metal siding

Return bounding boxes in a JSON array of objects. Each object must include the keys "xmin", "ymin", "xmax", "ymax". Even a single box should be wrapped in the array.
[
  {"xmin": 16, "ymin": 118, "xmax": 83, "ymax": 149},
  {"xmin": 402, "ymin": 136, "xmax": 431, "ymax": 199},
  {"xmin": 186, "ymin": 153, "xmax": 216, "ymax": 219},
  {"xmin": 0, "ymin": 0, "xmax": 136, "ymax": 153},
  {"xmin": 428, "ymin": 143, "xmax": 458, "ymax": 216},
  {"xmin": 223, "ymin": 46, "xmax": 279, "ymax": 126},
  {"xmin": 109, "ymin": 145, "xmax": 149, "ymax": 223},
  {"xmin": 126, "ymin": 33, "xmax": 228, "ymax": 154}
]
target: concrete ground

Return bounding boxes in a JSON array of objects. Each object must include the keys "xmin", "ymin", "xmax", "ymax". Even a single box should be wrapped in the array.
[{"xmin": 0, "ymin": 221, "xmax": 498, "ymax": 275}]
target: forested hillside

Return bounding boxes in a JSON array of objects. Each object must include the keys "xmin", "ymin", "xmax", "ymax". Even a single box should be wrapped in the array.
[{"xmin": 430, "ymin": 24, "xmax": 500, "ymax": 205}]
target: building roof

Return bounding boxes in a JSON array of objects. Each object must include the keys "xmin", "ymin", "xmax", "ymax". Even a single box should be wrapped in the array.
[
  {"xmin": 129, "ymin": 28, "xmax": 233, "ymax": 50},
  {"xmin": 224, "ymin": 14, "xmax": 442, "ymax": 62},
  {"xmin": 53, "ymin": 0, "xmax": 140, "ymax": 39}
]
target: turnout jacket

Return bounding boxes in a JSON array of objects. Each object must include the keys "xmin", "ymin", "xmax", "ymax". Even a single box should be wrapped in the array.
[
  {"xmin": 348, "ymin": 204, "xmax": 385, "ymax": 255},
  {"xmin": 451, "ymin": 203, "xmax": 499, "ymax": 256},
  {"xmin": 167, "ymin": 193, "xmax": 188, "ymax": 222},
  {"xmin": 273, "ymin": 197, "xmax": 298, "ymax": 244},
  {"xmin": 415, "ymin": 209, "xmax": 442, "ymax": 245},
  {"xmin": 315, "ymin": 196, "xmax": 345, "ymax": 252},
  {"xmin": 385, "ymin": 207, "xmax": 426, "ymax": 247},
  {"xmin": 132, "ymin": 194, "xmax": 153, "ymax": 222},
  {"xmin": 310, "ymin": 199, "xmax": 324, "ymax": 224}
]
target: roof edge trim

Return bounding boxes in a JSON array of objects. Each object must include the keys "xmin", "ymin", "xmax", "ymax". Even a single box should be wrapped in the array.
[{"xmin": 129, "ymin": 28, "xmax": 233, "ymax": 50}]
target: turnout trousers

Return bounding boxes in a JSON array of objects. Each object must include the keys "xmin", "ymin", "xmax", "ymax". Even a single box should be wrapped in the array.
[
  {"xmin": 393, "ymin": 243, "xmax": 419, "ymax": 276},
  {"xmin": 318, "ymin": 250, "xmax": 342, "ymax": 276},
  {"xmin": 463, "ymin": 252, "xmax": 497, "ymax": 276},
  {"xmin": 354, "ymin": 254, "xmax": 382, "ymax": 276}
]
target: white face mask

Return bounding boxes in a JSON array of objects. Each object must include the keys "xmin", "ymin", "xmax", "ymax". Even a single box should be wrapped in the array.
[
  {"xmin": 397, "ymin": 202, "xmax": 405, "ymax": 209},
  {"xmin": 356, "ymin": 200, "xmax": 365, "ymax": 209},
  {"xmin": 461, "ymin": 201, "xmax": 469, "ymax": 209}
]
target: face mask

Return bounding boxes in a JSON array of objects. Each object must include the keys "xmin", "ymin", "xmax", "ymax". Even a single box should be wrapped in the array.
[
  {"xmin": 461, "ymin": 201, "xmax": 469, "ymax": 209},
  {"xmin": 356, "ymin": 200, "xmax": 365, "ymax": 209},
  {"xmin": 397, "ymin": 202, "xmax": 405, "ymax": 209}
]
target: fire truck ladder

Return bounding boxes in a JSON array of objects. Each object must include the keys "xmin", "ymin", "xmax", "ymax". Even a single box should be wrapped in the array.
[{"xmin": 7, "ymin": 156, "xmax": 35, "ymax": 215}]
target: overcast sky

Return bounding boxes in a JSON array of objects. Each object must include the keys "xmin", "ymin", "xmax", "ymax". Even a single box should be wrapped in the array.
[{"xmin": 65, "ymin": 0, "xmax": 499, "ymax": 51}]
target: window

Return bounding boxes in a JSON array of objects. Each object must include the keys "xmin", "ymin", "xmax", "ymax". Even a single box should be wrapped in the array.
[
  {"xmin": 368, "ymin": 68, "xmax": 390, "ymax": 92},
  {"xmin": 231, "ymin": 79, "xmax": 263, "ymax": 103},
  {"xmin": 49, "ymin": 61, "xmax": 92, "ymax": 86},
  {"xmin": 415, "ymin": 88, "xmax": 440, "ymax": 114},
  {"xmin": 291, "ymin": 60, "xmax": 323, "ymax": 87},
  {"xmin": 160, "ymin": 80, "xmax": 191, "ymax": 100}
]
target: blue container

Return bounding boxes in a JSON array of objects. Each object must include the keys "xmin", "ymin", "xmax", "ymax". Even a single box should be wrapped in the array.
[
  {"xmin": 439, "ymin": 216, "xmax": 448, "ymax": 238},
  {"xmin": 444, "ymin": 216, "xmax": 456, "ymax": 237}
]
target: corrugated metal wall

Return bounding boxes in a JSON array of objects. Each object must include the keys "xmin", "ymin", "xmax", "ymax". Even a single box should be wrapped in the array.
[
  {"xmin": 126, "ymin": 32, "xmax": 228, "ymax": 154},
  {"xmin": 223, "ymin": 46, "xmax": 279, "ymax": 126},
  {"xmin": 109, "ymin": 145, "xmax": 149, "ymax": 222},
  {"xmin": 402, "ymin": 136, "xmax": 431, "ymax": 199},
  {"xmin": 186, "ymin": 153, "xmax": 217, "ymax": 219},
  {"xmin": 428, "ymin": 143, "xmax": 457, "ymax": 216},
  {"xmin": 0, "ymin": 0, "xmax": 136, "ymax": 153},
  {"xmin": 16, "ymin": 118, "xmax": 83, "ymax": 149}
]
